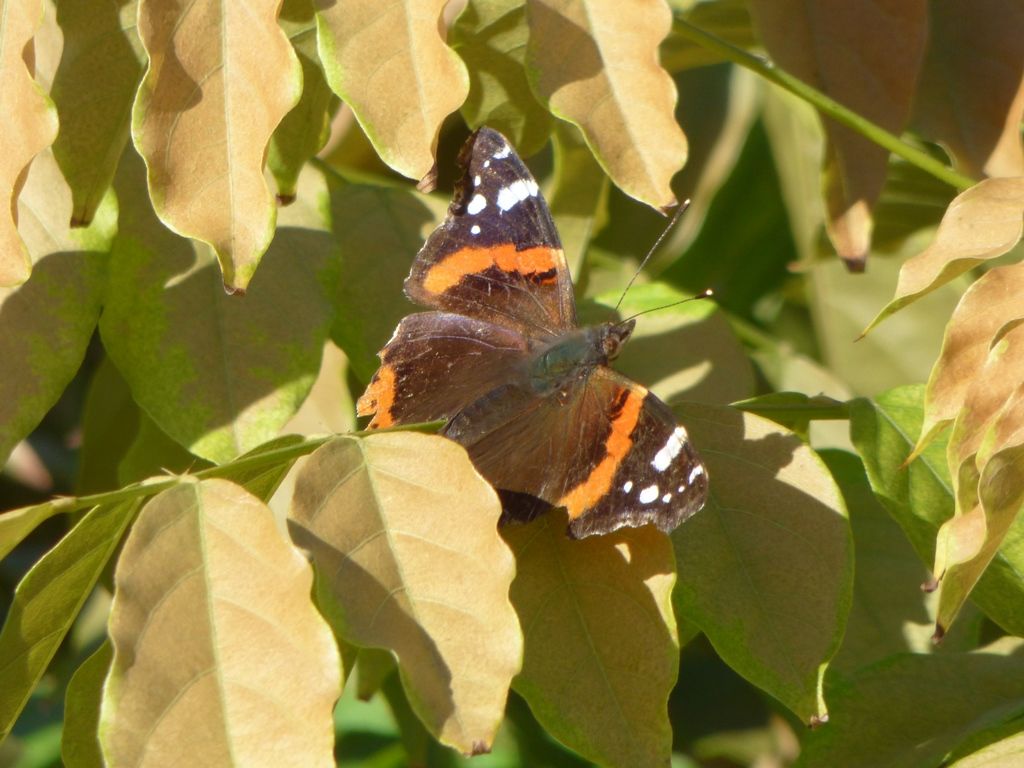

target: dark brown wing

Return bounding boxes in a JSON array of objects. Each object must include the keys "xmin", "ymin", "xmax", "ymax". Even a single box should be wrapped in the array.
[
  {"xmin": 404, "ymin": 128, "xmax": 576, "ymax": 338},
  {"xmin": 443, "ymin": 367, "xmax": 708, "ymax": 538},
  {"xmin": 356, "ymin": 311, "xmax": 531, "ymax": 428}
]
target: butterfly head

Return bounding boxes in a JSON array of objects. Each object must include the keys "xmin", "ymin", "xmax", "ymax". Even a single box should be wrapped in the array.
[{"xmin": 601, "ymin": 319, "xmax": 635, "ymax": 362}]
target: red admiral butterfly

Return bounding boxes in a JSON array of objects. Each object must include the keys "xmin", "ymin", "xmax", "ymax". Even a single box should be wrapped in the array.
[{"xmin": 357, "ymin": 128, "xmax": 708, "ymax": 538}]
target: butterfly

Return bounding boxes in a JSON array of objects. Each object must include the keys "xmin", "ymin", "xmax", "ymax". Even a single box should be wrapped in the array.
[{"xmin": 357, "ymin": 127, "xmax": 707, "ymax": 538}]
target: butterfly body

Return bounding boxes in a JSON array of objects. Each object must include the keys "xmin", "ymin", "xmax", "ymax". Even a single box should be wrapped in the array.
[{"xmin": 358, "ymin": 127, "xmax": 707, "ymax": 538}]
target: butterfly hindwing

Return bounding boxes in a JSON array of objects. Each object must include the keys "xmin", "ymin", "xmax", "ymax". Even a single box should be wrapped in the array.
[
  {"xmin": 404, "ymin": 128, "xmax": 576, "ymax": 337},
  {"xmin": 443, "ymin": 367, "xmax": 707, "ymax": 537},
  {"xmin": 356, "ymin": 311, "xmax": 531, "ymax": 428}
]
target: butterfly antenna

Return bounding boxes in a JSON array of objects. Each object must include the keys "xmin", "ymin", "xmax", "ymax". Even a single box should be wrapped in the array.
[
  {"xmin": 613, "ymin": 199, "xmax": 690, "ymax": 312},
  {"xmin": 618, "ymin": 289, "xmax": 714, "ymax": 326}
]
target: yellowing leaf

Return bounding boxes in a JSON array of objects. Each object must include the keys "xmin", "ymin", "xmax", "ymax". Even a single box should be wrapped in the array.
[
  {"xmin": 316, "ymin": 0, "xmax": 469, "ymax": 183},
  {"xmin": 132, "ymin": 0, "xmax": 302, "ymax": 291},
  {"xmin": 51, "ymin": 0, "xmax": 143, "ymax": 227},
  {"xmin": 673, "ymin": 404, "xmax": 852, "ymax": 724},
  {"xmin": 452, "ymin": 0, "xmax": 553, "ymax": 157},
  {"xmin": 749, "ymin": 0, "xmax": 928, "ymax": 268},
  {"xmin": 0, "ymin": 0, "xmax": 59, "ymax": 286},
  {"xmin": 504, "ymin": 512, "xmax": 678, "ymax": 768},
  {"xmin": 865, "ymin": 177, "xmax": 1024, "ymax": 332},
  {"xmin": 288, "ymin": 433, "xmax": 521, "ymax": 755},
  {"xmin": 101, "ymin": 480, "xmax": 341, "ymax": 767},
  {"xmin": 917, "ymin": 263, "xmax": 1024, "ymax": 455},
  {"xmin": 1, "ymin": 151, "xmax": 112, "ymax": 465},
  {"xmin": 99, "ymin": 155, "xmax": 335, "ymax": 464},
  {"xmin": 526, "ymin": 0, "xmax": 688, "ymax": 210},
  {"xmin": 912, "ymin": 0, "xmax": 1024, "ymax": 179}
]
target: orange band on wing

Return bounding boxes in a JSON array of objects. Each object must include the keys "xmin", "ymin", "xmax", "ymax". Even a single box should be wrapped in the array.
[
  {"xmin": 356, "ymin": 365, "xmax": 396, "ymax": 428},
  {"xmin": 557, "ymin": 387, "xmax": 644, "ymax": 520},
  {"xmin": 423, "ymin": 244, "xmax": 561, "ymax": 294}
]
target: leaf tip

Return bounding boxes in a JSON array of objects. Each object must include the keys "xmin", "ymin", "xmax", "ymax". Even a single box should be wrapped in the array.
[
  {"xmin": 417, "ymin": 163, "xmax": 439, "ymax": 193},
  {"xmin": 931, "ymin": 623, "xmax": 946, "ymax": 645},
  {"xmin": 469, "ymin": 741, "xmax": 492, "ymax": 756},
  {"xmin": 808, "ymin": 713, "xmax": 829, "ymax": 729},
  {"xmin": 842, "ymin": 254, "xmax": 867, "ymax": 273},
  {"xmin": 920, "ymin": 575, "xmax": 939, "ymax": 593},
  {"xmin": 276, "ymin": 192, "xmax": 296, "ymax": 207}
]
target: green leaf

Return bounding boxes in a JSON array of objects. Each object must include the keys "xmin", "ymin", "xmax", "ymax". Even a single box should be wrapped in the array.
[
  {"xmin": 0, "ymin": 502, "xmax": 66, "ymax": 564},
  {"xmin": 50, "ymin": 0, "xmax": 143, "ymax": 226},
  {"xmin": 75, "ymin": 359, "xmax": 141, "ymax": 495},
  {"xmin": 809, "ymin": 239, "xmax": 970, "ymax": 396},
  {"xmin": 849, "ymin": 385, "xmax": 1024, "ymax": 637},
  {"xmin": 799, "ymin": 639, "xmax": 1024, "ymax": 768},
  {"xmin": 117, "ymin": 412, "xmax": 209, "ymax": 487},
  {"xmin": 269, "ymin": 0, "xmax": 337, "ymax": 201},
  {"xmin": 821, "ymin": 449, "xmax": 980, "ymax": 676},
  {"xmin": 548, "ymin": 124, "xmax": 609, "ymax": 278},
  {"xmin": 672, "ymin": 403, "xmax": 853, "ymax": 724},
  {"xmin": 99, "ymin": 153, "xmax": 335, "ymax": 463},
  {"xmin": 504, "ymin": 511, "xmax": 678, "ymax": 768},
  {"xmin": 330, "ymin": 181, "xmax": 446, "ymax": 382},
  {"xmin": 589, "ymin": 282, "xmax": 754, "ymax": 407},
  {"xmin": 0, "ymin": 501, "xmax": 137, "ymax": 740},
  {"xmin": 288, "ymin": 433, "xmax": 521, "ymax": 754},
  {"xmin": 452, "ymin": 0, "xmax": 553, "ymax": 157},
  {"xmin": 61, "ymin": 641, "xmax": 112, "ymax": 768}
]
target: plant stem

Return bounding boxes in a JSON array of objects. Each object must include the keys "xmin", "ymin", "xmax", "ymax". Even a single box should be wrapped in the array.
[
  {"xmin": 54, "ymin": 421, "xmax": 445, "ymax": 515},
  {"xmin": 673, "ymin": 18, "xmax": 977, "ymax": 192}
]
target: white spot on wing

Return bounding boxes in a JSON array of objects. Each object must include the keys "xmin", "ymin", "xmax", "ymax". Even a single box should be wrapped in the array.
[
  {"xmin": 638, "ymin": 484, "xmax": 659, "ymax": 504},
  {"xmin": 470, "ymin": 224, "xmax": 481, "ymax": 235},
  {"xmin": 467, "ymin": 194, "xmax": 487, "ymax": 215},
  {"xmin": 652, "ymin": 426, "xmax": 687, "ymax": 471},
  {"xmin": 662, "ymin": 493, "xmax": 672, "ymax": 503},
  {"xmin": 496, "ymin": 179, "xmax": 539, "ymax": 211},
  {"xmin": 622, "ymin": 480, "xmax": 633, "ymax": 493},
  {"xmin": 493, "ymin": 144, "xmax": 511, "ymax": 159},
  {"xmin": 688, "ymin": 464, "xmax": 704, "ymax": 483},
  {"xmin": 474, "ymin": 175, "xmax": 481, "ymax": 185}
]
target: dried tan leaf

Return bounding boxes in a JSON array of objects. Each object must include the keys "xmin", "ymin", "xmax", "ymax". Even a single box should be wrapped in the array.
[
  {"xmin": 912, "ymin": 0, "xmax": 1024, "ymax": 179},
  {"xmin": 504, "ymin": 512, "xmax": 678, "ymax": 767},
  {"xmin": 917, "ymin": 263, "xmax": 1024, "ymax": 455},
  {"xmin": 936, "ymin": 438, "xmax": 1024, "ymax": 636},
  {"xmin": 864, "ymin": 177, "xmax": 1024, "ymax": 333},
  {"xmin": 933, "ymin": 325, "xmax": 1024, "ymax": 632},
  {"xmin": 316, "ymin": 0, "xmax": 469, "ymax": 183},
  {"xmin": 526, "ymin": 0, "xmax": 688, "ymax": 210},
  {"xmin": 749, "ymin": 0, "xmax": 928, "ymax": 268},
  {"xmin": 101, "ymin": 479, "xmax": 341, "ymax": 767},
  {"xmin": 132, "ymin": 0, "xmax": 302, "ymax": 291},
  {"xmin": 288, "ymin": 433, "xmax": 521, "ymax": 755},
  {"xmin": 947, "ymin": 324, "xmax": 1024, "ymax": 475},
  {"xmin": 0, "ymin": 0, "xmax": 59, "ymax": 286}
]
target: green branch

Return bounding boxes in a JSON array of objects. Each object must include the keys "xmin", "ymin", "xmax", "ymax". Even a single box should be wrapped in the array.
[
  {"xmin": 673, "ymin": 18, "xmax": 977, "ymax": 192},
  {"xmin": 52, "ymin": 421, "xmax": 446, "ymax": 516}
]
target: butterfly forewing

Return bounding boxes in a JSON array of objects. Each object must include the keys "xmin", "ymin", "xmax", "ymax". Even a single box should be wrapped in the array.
[{"xmin": 404, "ymin": 128, "xmax": 576, "ymax": 337}]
